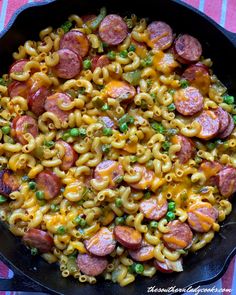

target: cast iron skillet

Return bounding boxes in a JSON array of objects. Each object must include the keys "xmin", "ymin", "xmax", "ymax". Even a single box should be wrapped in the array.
[{"xmin": 0, "ymin": 0, "xmax": 236, "ymax": 294}]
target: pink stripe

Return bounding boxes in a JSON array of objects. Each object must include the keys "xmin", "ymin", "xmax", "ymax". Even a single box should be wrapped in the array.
[
  {"xmin": 204, "ymin": 0, "xmax": 222, "ymax": 24},
  {"xmin": 183, "ymin": 0, "xmax": 200, "ymax": 9},
  {"xmin": 225, "ymin": 0, "xmax": 236, "ymax": 32},
  {"xmin": 0, "ymin": 261, "xmax": 9, "ymax": 279},
  {"xmin": 4, "ymin": 0, "xmax": 29, "ymax": 26},
  {"xmin": 222, "ymin": 257, "xmax": 235, "ymax": 295}
]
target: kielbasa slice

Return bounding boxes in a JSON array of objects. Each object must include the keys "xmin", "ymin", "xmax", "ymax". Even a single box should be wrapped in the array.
[
  {"xmin": 8, "ymin": 81, "xmax": 28, "ymax": 98},
  {"xmin": 195, "ymin": 110, "xmax": 220, "ymax": 140},
  {"xmin": 0, "ymin": 169, "xmax": 19, "ymax": 197},
  {"xmin": 23, "ymin": 228, "xmax": 53, "ymax": 253},
  {"xmin": 218, "ymin": 114, "xmax": 234, "ymax": 139},
  {"xmin": 162, "ymin": 220, "xmax": 193, "ymax": 250},
  {"xmin": 12, "ymin": 115, "xmax": 38, "ymax": 145},
  {"xmin": 217, "ymin": 167, "xmax": 236, "ymax": 197},
  {"xmin": 99, "ymin": 14, "xmax": 128, "ymax": 46},
  {"xmin": 94, "ymin": 160, "xmax": 124, "ymax": 188},
  {"xmin": 44, "ymin": 92, "xmax": 72, "ymax": 123},
  {"xmin": 28, "ymin": 86, "xmax": 50, "ymax": 116},
  {"xmin": 174, "ymin": 34, "xmax": 202, "ymax": 64},
  {"xmin": 172, "ymin": 135, "xmax": 195, "ymax": 164},
  {"xmin": 91, "ymin": 55, "xmax": 110, "ymax": 71},
  {"xmin": 128, "ymin": 240, "xmax": 154, "ymax": 262},
  {"xmin": 36, "ymin": 170, "xmax": 61, "ymax": 200},
  {"xmin": 77, "ymin": 253, "xmax": 108, "ymax": 276},
  {"xmin": 53, "ymin": 49, "xmax": 82, "ymax": 79},
  {"xmin": 9, "ymin": 59, "xmax": 28, "ymax": 74},
  {"xmin": 200, "ymin": 161, "xmax": 223, "ymax": 186},
  {"xmin": 187, "ymin": 202, "xmax": 218, "ymax": 232},
  {"xmin": 57, "ymin": 140, "xmax": 78, "ymax": 171},
  {"xmin": 60, "ymin": 31, "xmax": 90, "ymax": 58},
  {"xmin": 147, "ymin": 21, "xmax": 173, "ymax": 50},
  {"xmin": 114, "ymin": 225, "xmax": 142, "ymax": 250},
  {"xmin": 182, "ymin": 63, "xmax": 210, "ymax": 95},
  {"xmin": 129, "ymin": 164, "xmax": 155, "ymax": 190},
  {"xmin": 173, "ymin": 86, "xmax": 204, "ymax": 116},
  {"xmin": 104, "ymin": 80, "xmax": 136, "ymax": 103},
  {"xmin": 214, "ymin": 107, "xmax": 230, "ymax": 134},
  {"xmin": 84, "ymin": 227, "xmax": 116, "ymax": 256},
  {"xmin": 154, "ymin": 258, "xmax": 183, "ymax": 273},
  {"xmin": 139, "ymin": 194, "xmax": 168, "ymax": 221}
]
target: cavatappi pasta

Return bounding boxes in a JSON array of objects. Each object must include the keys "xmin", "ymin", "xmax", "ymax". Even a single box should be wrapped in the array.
[{"xmin": 0, "ymin": 7, "xmax": 235, "ymax": 286}]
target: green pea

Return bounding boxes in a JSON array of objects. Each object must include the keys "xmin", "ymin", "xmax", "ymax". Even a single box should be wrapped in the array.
[
  {"xmin": 223, "ymin": 95, "xmax": 234, "ymax": 105},
  {"xmin": 151, "ymin": 122, "xmax": 165, "ymax": 134},
  {"xmin": 134, "ymin": 263, "xmax": 144, "ymax": 274},
  {"xmin": 50, "ymin": 204, "xmax": 59, "ymax": 212},
  {"xmin": 61, "ymin": 132, "xmax": 70, "ymax": 141},
  {"xmin": 69, "ymin": 128, "xmax": 80, "ymax": 137},
  {"xmin": 167, "ymin": 103, "xmax": 176, "ymax": 112},
  {"xmin": 78, "ymin": 87, "xmax": 85, "ymax": 94},
  {"xmin": 83, "ymin": 59, "xmax": 91, "ymax": 70},
  {"xmin": 44, "ymin": 140, "xmax": 55, "ymax": 148},
  {"xmin": 28, "ymin": 181, "xmax": 36, "ymax": 190},
  {"xmin": 101, "ymin": 103, "xmax": 110, "ymax": 111},
  {"xmin": 149, "ymin": 221, "xmax": 158, "ymax": 229},
  {"xmin": 168, "ymin": 89, "xmax": 176, "ymax": 95},
  {"xmin": 119, "ymin": 122, "xmax": 128, "ymax": 133},
  {"xmin": 168, "ymin": 201, "xmax": 175, "ymax": 211},
  {"xmin": 179, "ymin": 79, "xmax": 189, "ymax": 88},
  {"xmin": 79, "ymin": 218, "xmax": 87, "ymax": 228},
  {"xmin": 0, "ymin": 195, "xmax": 7, "ymax": 204},
  {"xmin": 30, "ymin": 247, "xmax": 38, "ymax": 256},
  {"xmin": 74, "ymin": 216, "xmax": 82, "ymax": 225},
  {"xmin": 61, "ymin": 20, "xmax": 73, "ymax": 33},
  {"xmin": 115, "ymin": 216, "xmax": 125, "ymax": 225},
  {"xmin": 206, "ymin": 142, "xmax": 216, "ymax": 151},
  {"xmin": 128, "ymin": 44, "xmax": 136, "ymax": 52},
  {"xmin": 1, "ymin": 125, "xmax": 10, "ymax": 134},
  {"xmin": 162, "ymin": 141, "xmax": 171, "ymax": 151},
  {"xmin": 103, "ymin": 127, "xmax": 113, "ymax": 136},
  {"xmin": 130, "ymin": 155, "xmax": 138, "ymax": 163},
  {"xmin": 21, "ymin": 175, "xmax": 30, "ymax": 182},
  {"xmin": 115, "ymin": 198, "xmax": 122, "ymax": 207},
  {"xmin": 35, "ymin": 191, "xmax": 44, "ymax": 200},
  {"xmin": 119, "ymin": 50, "xmax": 128, "ymax": 58},
  {"xmin": 78, "ymin": 128, "xmax": 86, "ymax": 138},
  {"xmin": 57, "ymin": 226, "xmax": 66, "ymax": 235},
  {"xmin": 107, "ymin": 51, "xmax": 116, "ymax": 60},
  {"xmin": 233, "ymin": 115, "xmax": 236, "ymax": 124},
  {"xmin": 101, "ymin": 144, "xmax": 110, "ymax": 154},
  {"xmin": 166, "ymin": 211, "xmax": 175, "ymax": 221}
]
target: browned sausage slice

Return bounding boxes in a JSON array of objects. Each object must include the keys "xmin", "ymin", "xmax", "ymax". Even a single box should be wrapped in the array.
[
  {"xmin": 23, "ymin": 228, "xmax": 54, "ymax": 253},
  {"xmin": 28, "ymin": 86, "xmax": 50, "ymax": 116},
  {"xmin": 128, "ymin": 240, "xmax": 154, "ymax": 262},
  {"xmin": 162, "ymin": 220, "xmax": 193, "ymax": 250},
  {"xmin": 172, "ymin": 135, "xmax": 195, "ymax": 164},
  {"xmin": 57, "ymin": 140, "xmax": 78, "ymax": 171},
  {"xmin": 130, "ymin": 164, "xmax": 155, "ymax": 190},
  {"xmin": 44, "ymin": 92, "xmax": 72, "ymax": 123},
  {"xmin": 0, "ymin": 169, "xmax": 19, "ymax": 197},
  {"xmin": 11, "ymin": 115, "xmax": 38, "ymax": 145},
  {"xmin": 94, "ymin": 160, "xmax": 124, "ymax": 188},
  {"xmin": 9, "ymin": 59, "xmax": 28, "ymax": 74},
  {"xmin": 147, "ymin": 21, "xmax": 173, "ymax": 50},
  {"xmin": 114, "ymin": 225, "xmax": 142, "ymax": 250},
  {"xmin": 200, "ymin": 161, "xmax": 223, "ymax": 186},
  {"xmin": 217, "ymin": 167, "xmax": 236, "ymax": 197},
  {"xmin": 182, "ymin": 63, "xmax": 210, "ymax": 95},
  {"xmin": 84, "ymin": 227, "xmax": 116, "ymax": 256},
  {"xmin": 154, "ymin": 258, "xmax": 183, "ymax": 273},
  {"xmin": 36, "ymin": 170, "xmax": 61, "ymax": 200},
  {"xmin": 91, "ymin": 55, "xmax": 110, "ymax": 71},
  {"xmin": 99, "ymin": 14, "xmax": 128, "ymax": 46},
  {"xmin": 187, "ymin": 202, "xmax": 218, "ymax": 232},
  {"xmin": 53, "ymin": 49, "xmax": 82, "ymax": 79},
  {"xmin": 8, "ymin": 81, "xmax": 28, "ymax": 98},
  {"xmin": 77, "ymin": 253, "xmax": 108, "ymax": 276},
  {"xmin": 214, "ymin": 107, "xmax": 230, "ymax": 134},
  {"xmin": 195, "ymin": 110, "xmax": 220, "ymax": 140},
  {"xmin": 139, "ymin": 194, "xmax": 168, "ymax": 221},
  {"xmin": 60, "ymin": 31, "xmax": 90, "ymax": 57},
  {"xmin": 104, "ymin": 80, "xmax": 136, "ymax": 103},
  {"xmin": 218, "ymin": 114, "xmax": 234, "ymax": 139},
  {"xmin": 173, "ymin": 86, "xmax": 204, "ymax": 116},
  {"xmin": 174, "ymin": 34, "xmax": 202, "ymax": 64}
]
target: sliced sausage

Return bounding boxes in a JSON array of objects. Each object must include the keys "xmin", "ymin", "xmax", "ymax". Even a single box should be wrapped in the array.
[
  {"xmin": 9, "ymin": 59, "xmax": 28, "ymax": 74},
  {"xmin": 200, "ymin": 161, "xmax": 223, "ymax": 186},
  {"xmin": 217, "ymin": 167, "xmax": 236, "ymax": 197},
  {"xmin": 91, "ymin": 55, "xmax": 110, "ymax": 71},
  {"xmin": 172, "ymin": 135, "xmax": 195, "ymax": 164},
  {"xmin": 44, "ymin": 92, "xmax": 72, "ymax": 123},
  {"xmin": 36, "ymin": 170, "xmax": 61, "ymax": 200},
  {"xmin": 154, "ymin": 258, "xmax": 183, "ymax": 273},
  {"xmin": 27, "ymin": 86, "xmax": 50, "ymax": 116},
  {"xmin": 173, "ymin": 86, "xmax": 204, "ymax": 116},
  {"xmin": 76, "ymin": 253, "xmax": 108, "ymax": 276},
  {"xmin": 162, "ymin": 220, "xmax": 193, "ymax": 250},
  {"xmin": 187, "ymin": 202, "xmax": 218, "ymax": 233},
  {"xmin": 174, "ymin": 34, "xmax": 202, "ymax": 64},
  {"xmin": 147, "ymin": 21, "xmax": 173, "ymax": 50},
  {"xmin": 182, "ymin": 63, "xmax": 210, "ymax": 95},
  {"xmin": 11, "ymin": 115, "xmax": 38, "ymax": 145},
  {"xmin": 100, "ymin": 116, "xmax": 116, "ymax": 128},
  {"xmin": 128, "ymin": 240, "xmax": 154, "ymax": 262},
  {"xmin": 94, "ymin": 160, "xmax": 124, "ymax": 188},
  {"xmin": 139, "ymin": 194, "xmax": 168, "ymax": 221},
  {"xmin": 99, "ymin": 14, "xmax": 128, "ymax": 46},
  {"xmin": 23, "ymin": 228, "xmax": 53, "ymax": 253},
  {"xmin": 104, "ymin": 80, "xmax": 136, "ymax": 103},
  {"xmin": 57, "ymin": 140, "xmax": 78, "ymax": 171},
  {"xmin": 114, "ymin": 225, "xmax": 142, "ymax": 250},
  {"xmin": 195, "ymin": 110, "xmax": 220, "ymax": 140},
  {"xmin": 84, "ymin": 227, "xmax": 116, "ymax": 256},
  {"xmin": 8, "ymin": 81, "xmax": 28, "ymax": 98},
  {"xmin": 218, "ymin": 114, "xmax": 234, "ymax": 139},
  {"xmin": 130, "ymin": 164, "xmax": 155, "ymax": 190},
  {"xmin": 214, "ymin": 107, "xmax": 230, "ymax": 134},
  {"xmin": 53, "ymin": 49, "xmax": 82, "ymax": 79},
  {"xmin": 0, "ymin": 169, "xmax": 19, "ymax": 197},
  {"xmin": 60, "ymin": 30, "xmax": 89, "ymax": 58}
]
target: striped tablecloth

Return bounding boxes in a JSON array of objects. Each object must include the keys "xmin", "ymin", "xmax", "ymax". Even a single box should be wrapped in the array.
[{"xmin": 0, "ymin": 0, "xmax": 236, "ymax": 294}]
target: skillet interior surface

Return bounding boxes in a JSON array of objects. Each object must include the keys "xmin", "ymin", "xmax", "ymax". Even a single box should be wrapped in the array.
[{"xmin": 0, "ymin": 0, "xmax": 236, "ymax": 294}]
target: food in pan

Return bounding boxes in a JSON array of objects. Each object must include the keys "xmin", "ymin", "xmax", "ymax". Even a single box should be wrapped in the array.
[{"xmin": 0, "ymin": 7, "xmax": 235, "ymax": 286}]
